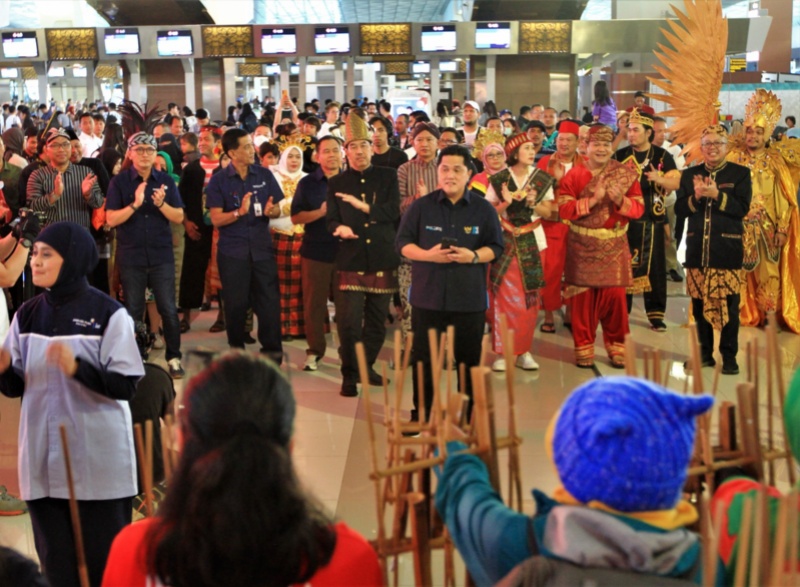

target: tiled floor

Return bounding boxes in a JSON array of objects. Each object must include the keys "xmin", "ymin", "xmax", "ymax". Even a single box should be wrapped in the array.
[{"xmin": 2, "ymin": 280, "xmax": 800, "ymax": 585}]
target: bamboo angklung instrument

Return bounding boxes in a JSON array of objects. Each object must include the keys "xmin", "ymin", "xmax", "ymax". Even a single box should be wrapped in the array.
[{"xmin": 59, "ymin": 425, "xmax": 90, "ymax": 587}]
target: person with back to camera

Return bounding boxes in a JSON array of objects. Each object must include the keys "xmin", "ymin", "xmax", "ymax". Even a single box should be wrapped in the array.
[
  {"xmin": 102, "ymin": 352, "xmax": 383, "ymax": 587},
  {"xmin": 0, "ymin": 221, "xmax": 145, "ymax": 587}
]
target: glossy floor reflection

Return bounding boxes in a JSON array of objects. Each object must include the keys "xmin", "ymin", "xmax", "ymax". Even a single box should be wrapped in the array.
[{"xmin": 2, "ymin": 282, "xmax": 799, "ymax": 585}]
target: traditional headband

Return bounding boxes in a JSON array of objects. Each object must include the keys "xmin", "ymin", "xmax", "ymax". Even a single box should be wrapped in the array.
[
  {"xmin": 701, "ymin": 125, "xmax": 728, "ymax": 139},
  {"xmin": 504, "ymin": 132, "xmax": 532, "ymax": 157},
  {"xmin": 587, "ymin": 125, "xmax": 614, "ymax": 143},
  {"xmin": 127, "ymin": 131, "xmax": 157, "ymax": 149},
  {"xmin": 45, "ymin": 128, "xmax": 71, "ymax": 145},
  {"xmin": 627, "ymin": 108, "xmax": 654, "ymax": 128}
]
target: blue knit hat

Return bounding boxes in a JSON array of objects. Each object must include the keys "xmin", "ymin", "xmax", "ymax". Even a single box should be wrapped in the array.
[{"xmin": 553, "ymin": 377, "xmax": 713, "ymax": 513}]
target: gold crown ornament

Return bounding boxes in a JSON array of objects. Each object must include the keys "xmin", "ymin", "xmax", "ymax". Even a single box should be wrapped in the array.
[
  {"xmin": 276, "ymin": 133, "xmax": 314, "ymax": 154},
  {"xmin": 627, "ymin": 107, "xmax": 654, "ymax": 129},
  {"xmin": 744, "ymin": 88, "xmax": 782, "ymax": 137},
  {"xmin": 472, "ymin": 129, "xmax": 506, "ymax": 158}
]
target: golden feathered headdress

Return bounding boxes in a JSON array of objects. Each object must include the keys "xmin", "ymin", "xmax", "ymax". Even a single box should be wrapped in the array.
[
  {"xmin": 628, "ymin": 108, "xmax": 654, "ymax": 128},
  {"xmin": 275, "ymin": 133, "xmax": 314, "ymax": 154},
  {"xmin": 744, "ymin": 88, "xmax": 782, "ymax": 137},
  {"xmin": 647, "ymin": 0, "xmax": 728, "ymax": 164}
]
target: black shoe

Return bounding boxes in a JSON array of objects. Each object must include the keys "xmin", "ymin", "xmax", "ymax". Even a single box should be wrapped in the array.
[
  {"xmin": 340, "ymin": 380, "xmax": 358, "ymax": 397},
  {"xmin": 650, "ymin": 320, "xmax": 667, "ymax": 332},
  {"xmin": 402, "ymin": 413, "xmax": 420, "ymax": 437},
  {"xmin": 283, "ymin": 335, "xmax": 294, "ymax": 342},
  {"xmin": 243, "ymin": 332, "xmax": 256, "ymax": 344},
  {"xmin": 684, "ymin": 358, "xmax": 716, "ymax": 369},
  {"xmin": 367, "ymin": 367, "xmax": 389, "ymax": 386},
  {"xmin": 722, "ymin": 360, "xmax": 739, "ymax": 375},
  {"xmin": 669, "ymin": 269, "xmax": 684, "ymax": 282},
  {"xmin": 200, "ymin": 302, "xmax": 211, "ymax": 312}
]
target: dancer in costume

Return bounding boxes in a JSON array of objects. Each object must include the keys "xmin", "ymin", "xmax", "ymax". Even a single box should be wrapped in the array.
[
  {"xmin": 485, "ymin": 132, "xmax": 555, "ymax": 372},
  {"xmin": 270, "ymin": 141, "xmax": 310, "ymax": 339},
  {"xmin": 676, "ymin": 125, "xmax": 751, "ymax": 375},
  {"xmin": 559, "ymin": 125, "xmax": 643, "ymax": 369},
  {"xmin": 467, "ymin": 129, "xmax": 507, "ymax": 196},
  {"xmin": 613, "ymin": 108, "xmax": 680, "ymax": 331},
  {"xmin": 536, "ymin": 120, "xmax": 584, "ymax": 333},
  {"xmin": 726, "ymin": 89, "xmax": 800, "ymax": 332}
]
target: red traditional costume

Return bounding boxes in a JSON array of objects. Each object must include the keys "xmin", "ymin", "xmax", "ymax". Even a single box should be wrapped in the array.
[
  {"xmin": 537, "ymin": 121, "xmax": 585, "ymax": 315},
  {"xmin": 559, "ymin": 128, "xmax": 644, "ymax": 368}
]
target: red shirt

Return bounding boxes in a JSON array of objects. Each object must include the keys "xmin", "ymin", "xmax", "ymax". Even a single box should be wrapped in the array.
[{"xmin": 102, "ymin": 519, "xmax": 384, "ymax": 586}]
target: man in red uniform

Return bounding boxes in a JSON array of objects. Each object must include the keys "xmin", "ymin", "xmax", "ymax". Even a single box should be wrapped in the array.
[
  {"xmin": 537, "ymin": 120, "xmax": 584, "ymax": 333},
  {"xmin": 559, "ymin": 125, "xmax": 644, "ymax": 368}
]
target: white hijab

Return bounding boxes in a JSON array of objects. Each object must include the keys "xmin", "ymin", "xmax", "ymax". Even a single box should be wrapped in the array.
[{"xmin": 270, "ymin": 145, "xmax": 306, "ymax": 183}]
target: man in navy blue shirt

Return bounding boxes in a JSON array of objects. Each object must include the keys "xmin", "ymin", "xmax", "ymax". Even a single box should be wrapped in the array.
[
  {"xmin": 205, "ymin": 128, "xmax": 284, "ymax": 362},
  {"xmin": 106, "ymin": 132, "xmax": 186, "ymax": 378},
  {"xmin": 291, "ymin": 135, "xmax": 342, "ymax": 372},
  {"xmin": 396, "ymin": 144, "xmax": 504, "ymax": 424}
]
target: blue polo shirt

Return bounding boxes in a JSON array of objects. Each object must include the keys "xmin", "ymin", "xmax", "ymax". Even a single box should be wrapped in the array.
[
  {"xmin": 396, "ymin": 188, "xmax": 504, "ymax": 313},
  {"xmin": 291, "ymin": 167, "xmax": 338, "ymax": 263},
  {"xmin": 205, "ymin": 163, "xmax": 284, "ymax": 261},
  {"xmin": 106, "ymin": 167, "xmax": 184, "ymax": 267}
]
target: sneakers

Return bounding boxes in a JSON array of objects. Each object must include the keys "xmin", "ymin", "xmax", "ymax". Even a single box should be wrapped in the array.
[
  {"xmin": 167, "ymin": 358, "xmax": 185, "ymax": 379},
  {"xmin": 152, "ymin": 333, "xmax": 165, "ymax": 350},
  {"xmin": 0, "ymin": 485, "xmax": 26, "ymax": 516},
  {"xmin": 303, "ymin": 355, "xmax": 321, "ymax": 371},
  {"xmin": 722, "ymin": 359, "xmax": 740, "ymax": 375},
  {"xmin": 515, "ymin": 352, "xmax": 539, "ymax": 370},
  {"xmin": 684, "ymin": 358, "xmax": 716, "ymax": 370},
  {"xmin": 492, "ymin": 358, "xmax": 506, "ymax": 372}
]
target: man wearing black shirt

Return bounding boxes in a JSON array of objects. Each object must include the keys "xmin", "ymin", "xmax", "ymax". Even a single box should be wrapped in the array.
[
  {"xmin": 370, "ymin": 116, "xmax": 408, "ymax": 170},
  {"xmin": 396, "ymin": 144, "xmax": 503, "ymax": 423}
]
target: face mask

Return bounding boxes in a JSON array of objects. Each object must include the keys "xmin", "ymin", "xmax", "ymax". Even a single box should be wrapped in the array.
[
  {"xmin": 253, "ymin": 135, "xmax": 269, "ymax": 148},
  {"xmin": 503, "ymin": 127, "xmax": 512, "ymax": 136}
]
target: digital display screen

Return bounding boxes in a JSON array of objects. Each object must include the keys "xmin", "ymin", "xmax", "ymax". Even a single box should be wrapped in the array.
[
  {"xmin": 475, "ymin": 22, "xmax": 511, "ymax": 50},
  {"xmin": 2, "ymin": 31, "xmax": 38, "ymax": 58},
  {"xmin": 314, "ymin": 26, "xmax": 350, "ymax": 54},
  {"xmin": 48, "ymin": 66, "xmax": 65, "ymax": 77},
  {"xmin": 261, "ymin": 27, "xmax": 296, "ymax": 54},
  {"xmin": 1, "ymin": 68, "xmax": 18, "ymax": 79},
  {"xmin": 72, "ymin": 66, "xmax": 88, "ymax": 78},
  {"xmin": 264, "ymin": 64, "xmax": 281, "ymax": 75},
  {"xmin": 157, "ymin": 29, "xmax": 193, "ymax": 56},
  {"xmin": 412, "ymin": 62, "xmax": 430, "ymax": 74},
  {"xmin": 421, "ymin": 25, "xmax": 456, "ymax": 52},
  {"xmin": 104, "ymin": 28, "xmax": 140, "ymax": 55},
  {"xmin": 440, "ymin": 61, "xmax": 457, "ymax": 72},
  {"xmin": 290, "ymin": 64, "xmax": 300, "ymax": 75}
]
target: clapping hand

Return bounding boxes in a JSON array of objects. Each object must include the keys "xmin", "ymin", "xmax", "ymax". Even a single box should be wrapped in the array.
[
  {"xmin": 335, "ymin": 192, "xmax": 368, "ymax": 213},
  {"xmin": 52, "ymin": 172, "xmax": 64, "ymax": 199},
  {"xmin": 692, "ymin": 175, "xmax": 718, "ymax": 200},
  {"xmin": 81, "ymin": 172, "xmax": 97, "ymax": 201},
  {"xmin": 415, "ymin": 177, "xmax": 428, "ymax": 199},
  {"xmin": 47, "ymin": 342, "xmax": 78, "ymax": 377},
  {"xmin": 152, "ymin": 185, "xmax": 167, "ymax": 208}
]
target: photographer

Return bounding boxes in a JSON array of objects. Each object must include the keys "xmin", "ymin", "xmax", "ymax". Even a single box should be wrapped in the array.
[{"xmin": 0, "ymin": 209, "xmax": 40, "ymax": 335}]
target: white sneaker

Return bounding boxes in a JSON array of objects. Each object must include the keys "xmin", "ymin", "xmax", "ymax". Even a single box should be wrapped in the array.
[
  {"xmin": 152, "ymin": 333, "xmax": 165, "ymax": 350},
  {"xmin": 515, "ymin": 352, "xmax": 540, "ymax": 370},
  {"xmin": 492, "ymin": 358, "xmax": 506, "ymax": 372},
  {"xmin": 303, "ymin": 355, "xmax": 320, "ymax": 371}
]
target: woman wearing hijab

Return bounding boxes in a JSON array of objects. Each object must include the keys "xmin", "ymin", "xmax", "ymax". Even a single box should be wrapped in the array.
[
  {"xmin": 270, "ymin": 144, "xmax": 308, "ymax": 340},
  {"xmin": 467, "ymin": 130, "xmax": 507, "ymax": 197},
  {"xmin": 0, "ymin": 222, "xmax": 144, "ymax": 587},
  {"xmin": 239, "ymin": 102, "xmax": 258, "ymax": 134},
  {"xmin": 1, "ymin": 128, "xmax": 29, "ymax": 169}
]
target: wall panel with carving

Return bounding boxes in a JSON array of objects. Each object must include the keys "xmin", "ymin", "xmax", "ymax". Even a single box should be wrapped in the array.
[{"xmin": 45, "ymin": 28, "xmax": 98, "ymax": 61}]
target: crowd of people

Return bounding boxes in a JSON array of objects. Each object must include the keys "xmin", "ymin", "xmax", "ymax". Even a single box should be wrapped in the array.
[{"xmin": 0, "ymin": 80, "xmax": 797, "ymax": 585}]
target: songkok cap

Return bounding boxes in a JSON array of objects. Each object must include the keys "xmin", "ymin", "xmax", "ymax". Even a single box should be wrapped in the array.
[
  {"xmin": 628, "ymin": 107, "xmax": 654, "ymax": 128},
  {"xmin": 504, "ymin": 132, "xmax": 532, "ymax": 157},
  {"xmin": 344, "ymin": 112, "xmax": 371, "ymax": 146},
  {"xmin": 411, "ymin": 122, "xmax": 441, "ymax": 141},
  {"xmin": 552, "ymin": 376, "xmax": 713, "ymax": 512},
  {"xmin": 128, "ymin": 131, "xmax": 157, "ymax": 149},
  {"xmin": 587, "ymin": 125, "xmax": 614, "ymax": 143},
  {"xmin": 463, "ymin": 100, "xmax": 480, "ymax": 112},
  {"xmin": 524, "ymin": 120, "xmax": 546, "ymax": 133},
  {"xmin": 45, "ymin": 128, "xmax": 71, "ymax": 145},
  {"xmin": 556, "ymin": 120, "xmax": 581, "ymax": 137}
]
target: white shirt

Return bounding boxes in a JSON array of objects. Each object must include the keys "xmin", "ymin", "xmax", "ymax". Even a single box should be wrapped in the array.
[
  {"xmin": 485, "ymin": 166, "xmax": 555, "ymax": 251},
  {"xmin": 79, "ymin": 132, "xmax": 102, "ymax": 158}
]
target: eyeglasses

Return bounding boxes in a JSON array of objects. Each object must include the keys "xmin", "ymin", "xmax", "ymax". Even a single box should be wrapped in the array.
[
  {"xmin": 701, "ymin": 141, "xmax": 727, "ymax": 149},
  {"xmin": 131, "ymin": 147, "xmax": 157, "ymax": 155},
  {"xmin": 485, "ymin": 152, "xmax": 505, "ymax": 158},
  {"xmin": 48, "ymin": 142, "xmax": 72, "ymax": 150}
]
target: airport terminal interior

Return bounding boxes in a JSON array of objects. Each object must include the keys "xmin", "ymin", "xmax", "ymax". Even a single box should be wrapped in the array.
[{"xmin": 0, "ymin": 0, "xmax": 800, "ymax": 585}]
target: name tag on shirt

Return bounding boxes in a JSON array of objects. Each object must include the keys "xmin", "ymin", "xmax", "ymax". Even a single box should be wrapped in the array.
[
  {"xmin": 425, "ymin": 225, "xmax": 443, "ymax": 232},
  {"xmin": 253, "ymin": 202, "xmax": 263, "ymax": 217}
]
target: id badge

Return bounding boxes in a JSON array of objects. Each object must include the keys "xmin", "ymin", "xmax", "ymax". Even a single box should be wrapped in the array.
[{"xmin": 253, "ymin": 201, "xmax": 263, "ymax": 217}]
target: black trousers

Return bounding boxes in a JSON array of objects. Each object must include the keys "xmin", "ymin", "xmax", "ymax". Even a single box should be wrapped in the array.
[
  {"xmin": 179, "ymin": 225, "xmax": 213, "ymax": 310},
  {"xmin": 411, "ymin": 307, "xmax": 485, "ymax": 422},
  {"xmin": 27, "ymin": 496, "xmax": 132, "ymax": 587},
  {"xmin": 627, "ymin": 221, "xmax": 667, "ymax": 324},
  {"xmin": 336, "ymin": 290, "xmax": 392, "ymax": 382},
  {"xmin": 692, "ymin": 295, "xmax": 740, "ymax": 363},
  {"xmin": 218, "ymin": 251, "xmax": 282, "ymax": 362}
]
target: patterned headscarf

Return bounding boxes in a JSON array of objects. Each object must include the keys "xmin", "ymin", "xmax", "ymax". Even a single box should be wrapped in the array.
[{"xmin": 127, "ymin": 131, "xmax": 157, "ymax": 149}]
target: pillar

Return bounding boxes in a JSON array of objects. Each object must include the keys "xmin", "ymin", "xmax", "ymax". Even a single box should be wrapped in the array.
[
  {"xmin": 297, "ymin": 56, "xmax": 307, "ymax": 105},
  {"xmin": 346, "ymin": 56, "xmax": 355, "ymax": 101},
  {"xmin": 334, "ymin": 56, "xmax": 345, "ymax": 103},
  {"xmin": 486, "ymin": 55, "xmax": 496, "ymax": 102},
  {"xmin": 182, "ymin": 58, "xmax": 195, "ymax": 110}
]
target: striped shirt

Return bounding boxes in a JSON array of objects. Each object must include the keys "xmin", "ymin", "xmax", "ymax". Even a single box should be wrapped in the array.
[
  {"xmin": 27, "ymin": 163, "xmax": 103, "ymax": 228},
  {"xmin": 397, "ymin": 157, "xmax": 438, "ymax": 215}
]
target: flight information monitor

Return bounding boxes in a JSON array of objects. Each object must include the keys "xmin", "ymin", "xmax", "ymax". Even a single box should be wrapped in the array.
[
  {"xmin": 421, "ymin": 25, "xmax": 456, "ymax": 52},
  {"xmin": 0, "ymin": 68, "xmax": 18, "ymax": 79},
  {"xmin": 157, "ymin": 30, "xmax": 194, "ymax": 56},
  {"xmin": 261, "ymin": 27, "xmax": 297, "ymax": 54},
  {"xmin": 412, "ymin": 62, "xmax": 430, "ymax": 74},
  {"xmin": 314, "ymin": 26, "xmax": 350, "ymax": 54},
  {"xmin": 475, "ymin": 22, "xmax": 511, "ymax": 50},
  {"xmin": 2, "ymin": 31, "xmax": 38, "ymax": 58},
  {"xmin": 439, "ymin": 61, "xmax": 458, "ymax": 72},
  {"xmin": 48, "ymin": 66, "xmax": 65, "ymax": 77},
  {"xmin": 104, "ymin": 28, "xmax": 141, "ymax": 55}
]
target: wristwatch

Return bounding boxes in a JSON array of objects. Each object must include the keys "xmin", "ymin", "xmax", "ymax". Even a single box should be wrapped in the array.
[
  {"xmin": 471, "ymin": 250, "xmax": 479, "ymax": 264},
  {"xmin": 20, "ymin": 238, "xmax": 32, "ymax": 249}
]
